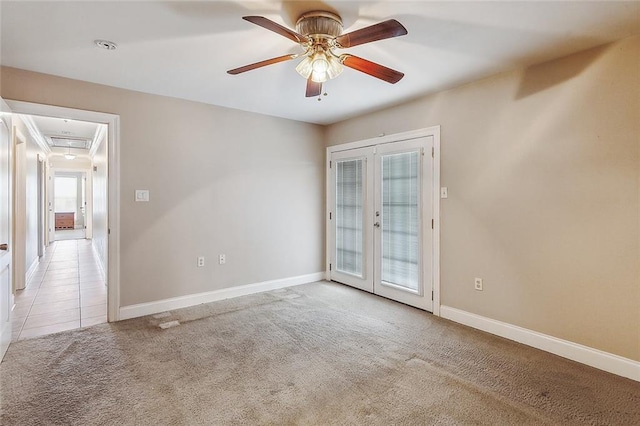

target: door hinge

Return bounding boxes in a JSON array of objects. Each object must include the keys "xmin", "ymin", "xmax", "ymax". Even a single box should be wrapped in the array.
[
  {"xmin": 329, "ymin": 263, "xmax": 332, "ymax": 271},
  {"xmin": 329, "ymin": 212, "xmax": 332, "ymax": 220},
  {"xmin": 329, "ymin": 160, "xmax": 332, "ymax": 168},
  {"xmin": 431, "ymin": 219, "xmax": 434, "ymax": 229},
  {"xmin": 432, "ymin": 291, "xmax": 434, "ymax": 301},
  {"xmin": 432, "ymin": 147, "xmax": 434, "ymax": 158},
  {"xmin": 108, "ymin": 228, "xmax": 111, "ymax": 235}
]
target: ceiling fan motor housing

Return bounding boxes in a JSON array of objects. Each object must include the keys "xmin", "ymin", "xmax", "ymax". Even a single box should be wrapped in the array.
[{"xmin": 296, "ymin": 11, "xmax": 343, "ymax": 45}]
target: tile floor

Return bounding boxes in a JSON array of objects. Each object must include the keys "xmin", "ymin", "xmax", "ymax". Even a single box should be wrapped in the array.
[
  {"xmin": 11, "ymin": 239, "xmax": 107, "ymax": 341},
  {"xmin": 54, "ymin": 229, "xmax": 86, "ymax": 241}
]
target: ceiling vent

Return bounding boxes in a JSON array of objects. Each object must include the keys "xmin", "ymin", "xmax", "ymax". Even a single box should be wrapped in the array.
[{"xmin": 47, "ymin": 136, "xmax": 92, "ymax": 150}]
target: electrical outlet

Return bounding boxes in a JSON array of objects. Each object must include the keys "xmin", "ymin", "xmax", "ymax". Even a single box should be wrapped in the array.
[
  {"xmin": 474, "ymin": 277, "xmax": 483, "ymax": 291},
  {"xmin": 197, "ymin": 257, "xmax": 205, "ymax": 267},
  {"xmin": 441, "ymin": 187, "xmax": 448, "ymax": 198},
  {"xmin": 218, "ymin": 254, "xmax": 226, "ymax": 265}
]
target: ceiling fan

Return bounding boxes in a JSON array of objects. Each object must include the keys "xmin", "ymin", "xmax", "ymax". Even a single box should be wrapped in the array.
[{"xmin": 227, "ymin": 11, "xmax": 408, "ymax": 98}]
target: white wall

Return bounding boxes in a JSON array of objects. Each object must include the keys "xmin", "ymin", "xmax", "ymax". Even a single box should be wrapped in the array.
[
  {"xmin": 48, "ymin": 156, "xmax": 91, "ymax": 170},
  {"xmin": 1, "ymin": 67, "xmax": 326, "ymax": 308},
  {"xmin": 24, "ymin": 133, "xmax": 41, "ymax": 270},
  {"xmin": 13, "ymin": 117, "xmax": 46, "ymax": 282}
]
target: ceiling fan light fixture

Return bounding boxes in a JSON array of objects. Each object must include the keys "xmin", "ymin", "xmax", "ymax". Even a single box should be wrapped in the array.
[
  {"xmin": 311, "ymin": 52, "xmax": 329, "ymax": 73},
  {"xmin": 310, "ymin": 51, "xmax": 330, "ymax": 82},
  {"xmin": 297, "ymin": 48, "xmax": 343, "ymax": 83},
  {"xmin": 295, "ymin": 56, "xmax": 313, "ymax": 79},
  {"xmin": 326, "ymin": 54, "xmax": 343, "ymax": 79},
  {"xmin": 311, "ymin": 70, "xmax": 328, "ymax": 83}
]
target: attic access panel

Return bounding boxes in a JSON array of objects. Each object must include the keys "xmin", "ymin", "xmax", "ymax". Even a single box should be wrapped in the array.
[{"xmin": 47, "ymin": 136, "xmax": 92, "ymax": 150}]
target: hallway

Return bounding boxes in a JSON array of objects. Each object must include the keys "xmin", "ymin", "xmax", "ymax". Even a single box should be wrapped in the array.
[{"xmin": 11, "ymin": 239, "xmax": 107, "ymax": 341}]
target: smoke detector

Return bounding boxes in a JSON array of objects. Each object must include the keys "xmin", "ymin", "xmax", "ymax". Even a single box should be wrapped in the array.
[{"xmin": 94, "ymin": 39, "xmax": 117, "ymax": 50}]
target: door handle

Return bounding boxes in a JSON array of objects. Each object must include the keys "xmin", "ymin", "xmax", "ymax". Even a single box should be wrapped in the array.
[
  {"xmin": 374, "ymin": 222, "xmax": 380, "ymax": 228},
  {"xmin": 0, "ymin": 243, "xmax": 7, "ymax": 251}
]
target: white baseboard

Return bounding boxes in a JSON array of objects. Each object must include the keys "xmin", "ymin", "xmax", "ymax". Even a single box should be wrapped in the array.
[
  {"xmin": 440, "ymin": 305, "xmax": 640, "ymax": 382},
  {"xmin": 25, "ymin": 257, "xmax": 39, "ymax": 285},
  {"xmin": 119, "ymin": 272, "xmax": 325, "ymax": 321}
]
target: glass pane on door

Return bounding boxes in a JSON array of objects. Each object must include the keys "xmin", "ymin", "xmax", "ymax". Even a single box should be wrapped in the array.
[
  {"xmin": 335, "ymin": 159, "xmax": 364, "ymax": 277},
  {"xmin": 381, "ymin": 152, "xmax": 419, "ymax": 291}
]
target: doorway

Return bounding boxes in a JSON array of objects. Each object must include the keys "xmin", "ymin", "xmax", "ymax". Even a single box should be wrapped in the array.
[
  {"xmin": 2, "ymin": 100, "xmax": 120, "ymax": 346},
  {"xmin": 52, "ymin": 172, "xmax": 87, "ymax": 241},
  {"xmin": 327, "ymin": 129, "xmax": 440, "ymax": 312}
]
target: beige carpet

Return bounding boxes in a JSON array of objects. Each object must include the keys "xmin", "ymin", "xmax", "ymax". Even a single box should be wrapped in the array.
[{"xmin": 1, "ymin": 281, "xmax": 638, "ymax": 425}]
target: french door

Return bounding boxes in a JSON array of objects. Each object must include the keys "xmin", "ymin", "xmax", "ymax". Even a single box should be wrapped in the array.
[{"xmin": 329, "ymin": 136, "xmax": 434, "ymax": 311}]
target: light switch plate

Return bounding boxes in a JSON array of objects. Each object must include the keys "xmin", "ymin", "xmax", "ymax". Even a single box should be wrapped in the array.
[{"xmin": 135, "ymin": 189, "xmax": 150, "ymax": 202}]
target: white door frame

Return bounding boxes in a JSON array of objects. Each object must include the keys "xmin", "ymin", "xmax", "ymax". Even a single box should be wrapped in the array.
[
  {"xmin": 36, "ymin": 155, "xmax": 45, "ymax": 257},
  {"xmin": 326, "ymin": 127, "xmax": 441, "ymax": 316},
  {"xmin": 6, "ymin": 100, "xmax": 121, "ymax": 322},
  {"xmin": 0, "ymin": 99, "xmax": 13, "ymax": 360},
  {"xmin": 11, "ymin": 129, "xmax": 26, "ymax": 291}
]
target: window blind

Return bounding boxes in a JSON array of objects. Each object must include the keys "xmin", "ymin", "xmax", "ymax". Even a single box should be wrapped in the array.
[
  {"xmin": 335, "ymin": 159, "xmax": 364, "ymax": 277},
  {"xmin": 381, "ymin": 152, "xmax": 419, "ymax": 290}
]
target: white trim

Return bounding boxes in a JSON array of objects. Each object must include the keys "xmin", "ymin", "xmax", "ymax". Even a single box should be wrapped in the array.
[
  {"xmin": 329, "ymin": 128, "xmax": 436, "ymax": 152},
  {"xmin": 325, "ymin": 152, "xmax": 332, "ymax": 281},
  {"xmin": 440, "ymin": 305, "xmax": 640, "ymax": 382},
  {"xmin": 25, "ymin": 257, "xmax": 39, "ymax": 285},
  {"xmin": 119, "ymin": 272, "xmax": 326, "ymax": 320},
  {"xmin": 12, "ymin": 129, "xmax": 27, "ymax": 291},
  {"xmin": 431, "ymin": 126, "xmax": 441, "ymax": 316},
  {"xmin": 15, "ymin": 115, "xmax": 51, "ymax": 154},
  {"xmin": 107, "ymin": 113, "xmax": 120, "ymax": 321},
  {"xmin": 0, "ymin": 97, "xmax": 14, "ymax": 362},
  {"xmin": 6, "ymin": 100, "xmax": 121, "ymax": 322},
  {"xmin": 84, "ymin": 165, "xmax": 93, "ymax": 239},
  {"xmin": 89, "ymin": 124, "xmax": 107, "ymax": 158}
]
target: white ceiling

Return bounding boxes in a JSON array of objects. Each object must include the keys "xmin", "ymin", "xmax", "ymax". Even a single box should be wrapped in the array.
[
  {"xmin": 28, "ymin": 115, "xmax": 100, "ymax": 159},
  {"xmin": 2, "ymin": 1, "xmax": 639, "ymax": 125},
  {"xmin": 30, "ymin": 115, "xmax": 99, "ymax": 141}
]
